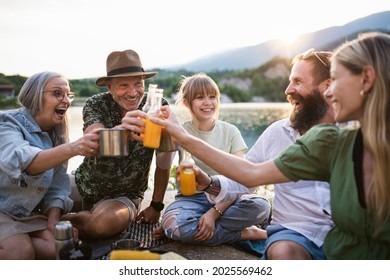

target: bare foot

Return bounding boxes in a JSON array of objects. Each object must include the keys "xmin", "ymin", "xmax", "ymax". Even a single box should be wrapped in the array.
[
  {"xmin": 152, "ymin": 226, "xmax": 166, "ymax": 240},
  {"xmin": 241, "ymin": 225, "xmax": 267, "ymax": 240}
]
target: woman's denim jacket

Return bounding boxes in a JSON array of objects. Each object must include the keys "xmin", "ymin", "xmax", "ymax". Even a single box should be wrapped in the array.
[{"xmin": 0, "ymin": 108, "xmax": 73, "ymax": 217}]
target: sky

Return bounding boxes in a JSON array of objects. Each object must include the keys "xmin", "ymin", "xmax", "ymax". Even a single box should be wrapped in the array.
[{"xmin": 1, "ymin": 0, "xmax": 389, "ymax": 79}]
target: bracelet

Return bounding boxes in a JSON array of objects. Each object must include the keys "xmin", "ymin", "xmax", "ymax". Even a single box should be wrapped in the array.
[{"xmin": 212, "ymin": 206, "xmax": 223, "ymax": 216}]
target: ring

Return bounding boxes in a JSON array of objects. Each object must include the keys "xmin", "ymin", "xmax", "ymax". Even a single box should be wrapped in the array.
[{"xmin": 90, "ymin": 149, "xmax": 94, "ymax": 153}]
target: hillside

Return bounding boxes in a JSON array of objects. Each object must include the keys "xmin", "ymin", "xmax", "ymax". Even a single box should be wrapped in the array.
[
  {"xmin": 2, "ymin": 11, "xmax": 390, "ymax": 105},
  {"xmin": 171, "ymin": 11, "xmax": 390, "ymax": 71}
]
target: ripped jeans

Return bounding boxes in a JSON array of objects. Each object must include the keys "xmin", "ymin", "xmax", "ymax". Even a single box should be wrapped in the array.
[{"xmin": 161, "ymin": 192, "xmax": 270, "ymax": 246}]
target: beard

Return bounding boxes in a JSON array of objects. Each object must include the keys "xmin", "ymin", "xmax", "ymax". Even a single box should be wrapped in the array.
[{"xmin": 288, "ymin": 90, "xmax": 329, "ymax": 132}]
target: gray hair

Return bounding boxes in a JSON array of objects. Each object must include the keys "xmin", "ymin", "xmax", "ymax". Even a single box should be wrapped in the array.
[{"xmin": 18, "ymin": 71, "xmax": 69, "ymax": 146}]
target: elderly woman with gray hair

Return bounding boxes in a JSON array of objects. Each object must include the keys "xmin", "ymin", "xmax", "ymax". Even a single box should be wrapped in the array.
[{"xmin": 0, "ymin": 71, "xmax": 99, "ymax": 259}]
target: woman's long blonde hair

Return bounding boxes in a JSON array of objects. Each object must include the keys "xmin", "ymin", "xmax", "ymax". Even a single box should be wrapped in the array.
[{"xmin": 333, "ymin": 32, "xmax": 390, "ymax": 230}]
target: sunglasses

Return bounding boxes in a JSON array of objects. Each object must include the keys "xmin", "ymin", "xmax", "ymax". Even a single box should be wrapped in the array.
[{"xmin": 300, "ymin": 48, "xmax": 329, "ymax": 68}]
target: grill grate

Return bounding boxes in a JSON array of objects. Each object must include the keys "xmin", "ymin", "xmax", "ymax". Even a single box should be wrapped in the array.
[
  {"xmin": 85, "ymin": 222, "xmax": 170, "ymax": 259},
  {"xmin": 121, "ymin": 222, "xmax": 169, "ymax": 249}
]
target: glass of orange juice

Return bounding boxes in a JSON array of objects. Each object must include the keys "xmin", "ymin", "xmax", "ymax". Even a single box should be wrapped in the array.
[
  {"xmin": 143, "ymin": 89, "xmax": 163, "ymax": 149},
  {"xmin": 143, "ymin": 117, "xmax": 162, "ymax": 148},
  {"xmin": 179, "ymin": 148, "xmax": 196, "ymax": 196}
]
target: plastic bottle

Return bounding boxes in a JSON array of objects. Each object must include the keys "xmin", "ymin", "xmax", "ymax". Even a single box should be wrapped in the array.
[
  {"xmin": 143, "ymin": 89, "xmax": 163, "ymax": 148},
  {"xmin": 179, "ymin": 148, "xmax": 196, "ymax": 196}
]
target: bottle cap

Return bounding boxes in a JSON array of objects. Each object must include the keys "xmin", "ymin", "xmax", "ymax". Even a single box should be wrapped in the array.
[{"xmin": 54, "ymin": 221, "xmax": 73, "ymax": 240}]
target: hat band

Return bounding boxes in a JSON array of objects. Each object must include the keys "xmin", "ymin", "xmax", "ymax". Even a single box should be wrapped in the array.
[{"xmin": 107, "ymin": 66, "xmax": 145, "ymax": 76}]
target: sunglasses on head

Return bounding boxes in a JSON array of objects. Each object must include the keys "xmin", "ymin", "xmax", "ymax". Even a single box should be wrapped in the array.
[{"xmin": 300, "ymin": 48, "xmax": 329, "ymax": 68}]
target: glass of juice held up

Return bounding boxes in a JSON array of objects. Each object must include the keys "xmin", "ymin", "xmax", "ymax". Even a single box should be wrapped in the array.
[
  {"xmin": 143, "ymin": 88, "xmax": 163, "ymax": 149},
  {"xmin": 141, "ymin": 84, "xmax": 157, "ymax": 139}
]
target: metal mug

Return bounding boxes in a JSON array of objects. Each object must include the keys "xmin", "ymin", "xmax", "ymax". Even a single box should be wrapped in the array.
[
  {"xmin": 112, "ymin": 239, "xmax": 141, "ymax": 250},
  {"xmin": 157, "ymin": 129, "xmax": 178, "ymax": 152},
  {"xmin": 99, "ymin": 128, "xmax": 129, "ymax": 157}
]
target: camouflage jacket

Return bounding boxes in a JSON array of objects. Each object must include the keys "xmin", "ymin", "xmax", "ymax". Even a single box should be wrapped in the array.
[{"xmin": 75, "ymin": 92, "xmax": 168, "ymax": 205}]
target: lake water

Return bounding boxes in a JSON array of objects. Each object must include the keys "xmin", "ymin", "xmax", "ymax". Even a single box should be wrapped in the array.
[{"xmin": 67, "ymin": 103, "xmax": 290, "ymax": 173}]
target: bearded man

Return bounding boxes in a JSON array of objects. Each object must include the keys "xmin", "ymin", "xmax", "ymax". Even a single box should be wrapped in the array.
[{"xmin": 206, "ymin": 49, "xmax": 338, "ymax": 259}]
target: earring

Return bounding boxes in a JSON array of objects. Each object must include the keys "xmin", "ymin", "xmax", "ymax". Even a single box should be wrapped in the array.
[{"xmin": 360, "ymin": 90, "xmax": 365, "ymax": 96}]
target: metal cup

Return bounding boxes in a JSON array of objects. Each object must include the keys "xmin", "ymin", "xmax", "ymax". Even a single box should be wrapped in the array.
[
  {"xmin": 157, "ymin": 129, "xmax": 178, "ymax": 152},
  {"xmin": 112, "ymin": 239, "xmax": 141, "ymax": 250},
  {"xmin": 99, "ymin": 128, "xmax": 129, "ymax": 157}
]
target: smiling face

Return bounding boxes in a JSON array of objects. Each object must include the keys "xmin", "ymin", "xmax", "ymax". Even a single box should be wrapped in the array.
[
  {"xmin": 185, "ymin": 91, "xmax": 218, "ymax": 123},
  {"xmin": 285, "ymin": 59, "xmax": 332, "ymax": 132},
  {"xmin": 107, "ymin": 76, "xmax": 145, "ymax": 117},
  {"xmin": 325, "ymin": 61, "xmax": 366, "ymax": 123},
  {"xmin": 34, "ymin": 76, "xmax": 72, "ymax": 131}
]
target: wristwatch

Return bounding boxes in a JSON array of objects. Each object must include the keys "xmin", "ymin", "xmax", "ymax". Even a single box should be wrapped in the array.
[
  {"xmin": 203, "ymin": 175, "xmax": 221, "ymax": 196},
  {"xmin": 203, "ymin": 175, "xmax": 214, "ymax": 192},
  {"xmin": 150, "ymin": 201, "xmax": 165, "ymax": 211}
]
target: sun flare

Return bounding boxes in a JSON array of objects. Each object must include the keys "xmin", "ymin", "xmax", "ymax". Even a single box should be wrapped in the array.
[{"xmin": 279, "ymin": 33, "xmax": 299, "ymax": 45}]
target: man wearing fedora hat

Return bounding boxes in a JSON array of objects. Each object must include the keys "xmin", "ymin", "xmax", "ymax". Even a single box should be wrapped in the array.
[{"xmin": 63, "ymin": 50, "xmax": 174, "ymax": 239}]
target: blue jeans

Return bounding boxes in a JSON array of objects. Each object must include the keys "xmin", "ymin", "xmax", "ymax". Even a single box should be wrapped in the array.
[{"xmin": 161, "ymin": 193, "xmax": 270, "ymax": 246}]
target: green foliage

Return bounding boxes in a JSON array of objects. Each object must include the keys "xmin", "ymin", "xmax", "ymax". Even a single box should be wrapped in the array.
[
  {"xmin": 0, "ymin": 55, "xmax": 292, "ymax": 108},
  {"xmin": 69, "ymin": 78, "xmax": 101, "ymax": 97},
  {"xmin": 169, "ymin": 165, "xmax": 178, "ymax": 190},
  {"xmin": 147, "ymin": 164, "xmax": 178, "ymax": 191},
  {"xmin": 0, "ymin": 96, "xmax": 18, "ymax": 108},
  {"xmin": 251, "ymin": 74, "xmax": 290, "ymax": 102},
  {"xmin": 146, "ymin": 69, "xmax": 183, "ymax": 98},
  {"xmin": 221, "ymin": 84, "xmax": 251, "ymax": 102},
  {"xmin": 255, "ymin": 185, "xmax": 275, "ymax": 207},
  {"xmin": 0, "ymin": 73, "xmax": 27, "ymax": 94}
]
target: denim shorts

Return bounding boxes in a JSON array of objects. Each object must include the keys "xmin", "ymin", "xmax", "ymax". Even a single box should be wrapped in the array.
[{"xmin": 262, "ymin": 224, "xmax": 325, "ymax": 260}]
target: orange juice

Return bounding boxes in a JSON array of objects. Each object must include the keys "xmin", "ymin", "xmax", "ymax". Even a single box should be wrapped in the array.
[
  {"xmin": 143, "ymin": 117, "xmax": 162, "ymax": 148},
  {"xmin": 140, "ymin": 117, "xmax": 146, "ymax": 139},
  {"xmin": 180, "ymin": 168, "xmax": 196, "ymax": 196}
]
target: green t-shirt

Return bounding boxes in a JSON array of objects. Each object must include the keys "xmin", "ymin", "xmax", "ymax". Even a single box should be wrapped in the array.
[{"xmin": 275, "ymin": 124, "xmax": 390, "ymax": 259}]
